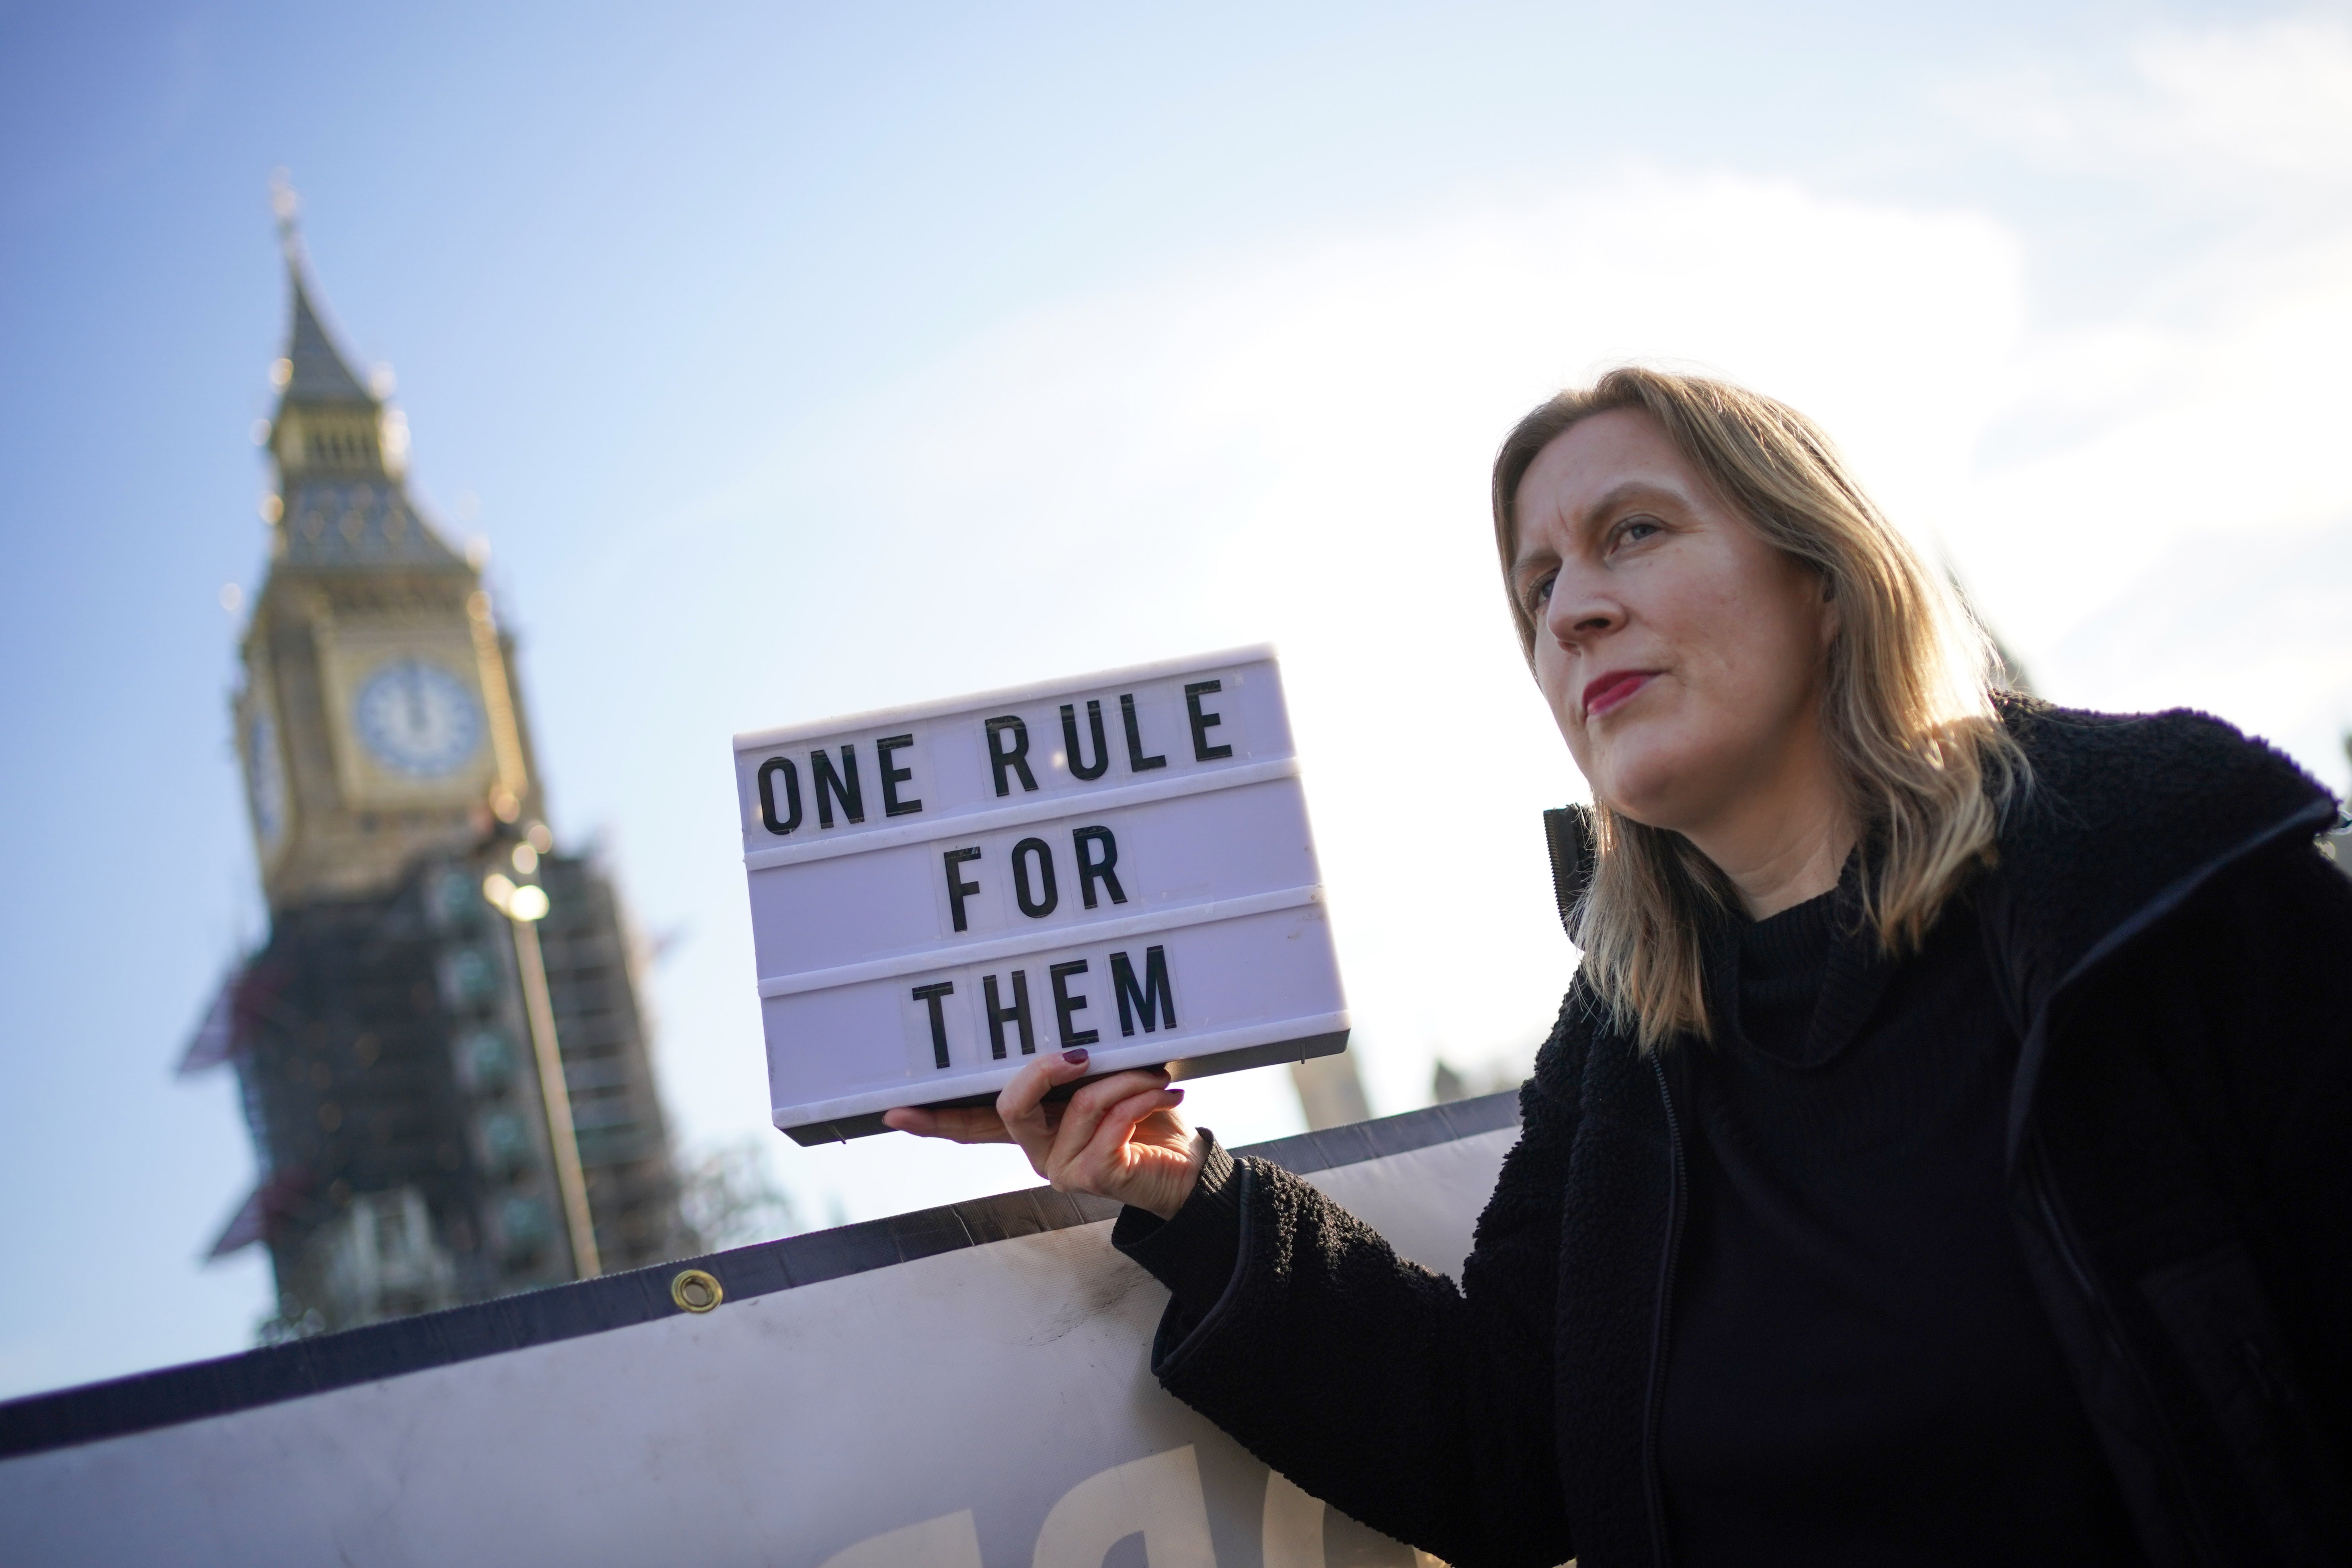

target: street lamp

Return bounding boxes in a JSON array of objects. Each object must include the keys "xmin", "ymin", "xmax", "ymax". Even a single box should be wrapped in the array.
[
  {"xmin": 483, "ymin": 872, "xmax": 549, "ymax": 923},
  {"xmin": 484, "ymin": 866, "xmax": 597, "ymax": 1279}
]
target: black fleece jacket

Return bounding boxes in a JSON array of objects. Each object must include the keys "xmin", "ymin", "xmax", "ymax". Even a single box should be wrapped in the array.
[{"xmin": 1114, "ymin": 702, "xmax": 2352, "ymax": 1568}]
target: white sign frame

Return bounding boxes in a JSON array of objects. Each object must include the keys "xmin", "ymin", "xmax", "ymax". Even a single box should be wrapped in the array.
[{"xmin": 733, "ymin": 646, "xmax": 1349, "ymax": 1143}]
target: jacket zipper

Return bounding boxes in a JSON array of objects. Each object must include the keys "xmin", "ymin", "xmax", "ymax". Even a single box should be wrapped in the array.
[
  {"xmin": 2000, "ymin": 796, "xmax": 2332, "ymax": 1566},
  {"xmin": 1643, "ymin": 1052, "xmax": 1685, "ymax": 1568},
  {"xmin": 2023, "ymin": 1136, "xmax": 2104, "ymax": 1325},
  {"xmin": 2022, "ymin": 1131, "xmax": 2219, "ymax": 1567}
]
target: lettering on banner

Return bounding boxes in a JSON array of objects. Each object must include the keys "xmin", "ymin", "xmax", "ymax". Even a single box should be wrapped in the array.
[
  {"xmin": 983, "ymin": 971, "xmax": 1034, "ymax": 1059},
  {"xmin": 1119, "ymin": 692, "xmax": 1168, "ymax": 772},
  {"xmin": 814, "ymin": 1510, "xmax": 984, "ymax": 1568},
  {"xmin": 1059, "ymin": 699, "xmax": 1110, "ymax": 781},
  {"xmin": 1048, "ymin": 960, "xmax": 1098, "ymax": 1049},
  {"xmin": 985, "ymin": 715, "xmax": 1038, "ymax": 798},
  {"xmin": 1011, "ymin": 837, "xmax": 1058, "ymax": 919},
  {"xmin": 876, "ymin": 733, "xmax": 922, "ymax": 817},
  {"xmin": 910, "ymin": 982, "xmax": 955, "ymax": 1070},
  {"xmin": 1033, "ymin": 1446, "xmax": 1219, "ymax": 1568},
  {"xmin": 908, "ymin": 942, "xmax": 1178, "ymax": 1071},
  {"xmin": 1072, "ymin": 826, "xmax": 1125, "ymax": 909},
  {"xmin": 943, "ymin": 847, "xmax": 983, "ymax": 933},
  {"xmin": 813, "ymin": 1447, "xmax": 1229, "ymax": 1568},
  {"xmin": 753, "ymin": 735, "xmax": 931, "ymax": 837},
  {"xmin": 1112, "ymin": 946, "xmax": 1176, "ymax": 1037},
  {"xmin": 1184, "ymin": 680, "xmax": 1233, "ymax": 762},
  {"xmin": 935, "ymin": 826, "xmax": 1127, "ymax": 936},
  {"xmin": 751, "ymin": 681, "xmax": 1231, "ymax": 839},
  {"xmin": 812, "ymin": 745, "xmax": 864, "ymax": 828},
  {"xmin": 757, "ymin": 756, "xmax": 801, "ymax": 835}
]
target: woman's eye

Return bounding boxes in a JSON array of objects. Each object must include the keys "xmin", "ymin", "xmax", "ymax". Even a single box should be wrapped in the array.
[
  {"xmin": 1527, "ymin": 572, "xmax": 1556, "ymax": 610},
  {"xmin": 1611, "ymin": 518, "xmax": 1662, "ymax": 551}
]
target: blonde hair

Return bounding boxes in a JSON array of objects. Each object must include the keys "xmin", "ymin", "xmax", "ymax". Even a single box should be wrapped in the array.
[{"xmin": 1492, "ymin": 367, "xmax": 2023, "ymax": 1051}]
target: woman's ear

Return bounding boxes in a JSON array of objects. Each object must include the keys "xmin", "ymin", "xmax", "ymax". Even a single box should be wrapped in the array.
[{"xmin": 1818, "ymin": 571, "xmax": 1842, "ymax": 648}]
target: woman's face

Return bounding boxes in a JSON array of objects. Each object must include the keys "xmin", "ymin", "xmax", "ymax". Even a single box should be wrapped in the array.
[{"xmin": 1510, "ymin": 408, "xmax": 1837, "ymax": 837}]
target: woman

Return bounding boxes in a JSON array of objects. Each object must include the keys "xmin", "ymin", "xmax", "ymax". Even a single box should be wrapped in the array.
[{"xmin": 886, "ymin": 368, "xmax": 2351, "ymax": 1567}]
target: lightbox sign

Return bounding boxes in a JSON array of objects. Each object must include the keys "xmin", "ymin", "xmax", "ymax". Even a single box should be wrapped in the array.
[{"xmin": 733, "ymin": 647, "xmax": 1349, "ymax": 1144}]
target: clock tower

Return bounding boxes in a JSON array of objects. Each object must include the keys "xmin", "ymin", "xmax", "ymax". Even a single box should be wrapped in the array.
[
  {"xmin": 238, "ymin": 250, "xmax": 538, "ymax": 907},
  {"xmin": 192, "ymin": 197, "xmax": 689, "ymax": 1336}
]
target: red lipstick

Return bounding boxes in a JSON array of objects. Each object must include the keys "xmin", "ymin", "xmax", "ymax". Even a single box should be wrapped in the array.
[{"xmin": 1582, "ymin": 670, "xmax": 1656, "ymax": 719}]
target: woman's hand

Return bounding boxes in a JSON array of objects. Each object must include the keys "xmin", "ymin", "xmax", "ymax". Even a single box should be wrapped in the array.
[{"xmin": 882, "ymin": 1049, "xmax": 1206, "ymax": 1221}]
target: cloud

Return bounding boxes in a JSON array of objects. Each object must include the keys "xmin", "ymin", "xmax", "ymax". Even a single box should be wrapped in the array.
[
  {"xmin": 2053, "ymin": 511, "xmax": 2352, "ymax": 778},
  {"xmin": 1939, "ymin": 14, "xmax": 2352, "ymax": 780},
  {"xmin": 1948, "ymin": 13, "xmax": 2352, "ymax": 192}
]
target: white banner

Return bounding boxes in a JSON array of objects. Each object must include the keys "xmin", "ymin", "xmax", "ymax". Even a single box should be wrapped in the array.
[{"xmin": 0, "ymin": 1107, "xmax": 1517, "ymax": 1568}]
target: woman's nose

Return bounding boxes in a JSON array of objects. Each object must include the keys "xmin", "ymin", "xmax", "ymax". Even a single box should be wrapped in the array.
[{"xmin": 1546, "ymin": 575, "xmax": 1623, "ymax": 645}]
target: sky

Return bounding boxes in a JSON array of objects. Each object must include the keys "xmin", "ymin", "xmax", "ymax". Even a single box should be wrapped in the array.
[{"xmin": 2, "ymin": 0, "xmax": 2348, "ymax": 1401}]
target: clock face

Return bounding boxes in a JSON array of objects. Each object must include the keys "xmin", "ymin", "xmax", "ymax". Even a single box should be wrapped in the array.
[
  {"xmin": 352, "ymin": 658, "xmax": 485, "ymax": 779},
  {"xmin": 245, "ymin": 711, "xmax": 287, "ymax": 848}
]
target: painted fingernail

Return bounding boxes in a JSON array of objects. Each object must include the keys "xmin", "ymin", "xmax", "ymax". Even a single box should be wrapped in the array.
[
  {"xmin": 1063, "ymin": 1049, "xmax": 1088, "ymax": 1065},
  {"xmin": 1166, "ymin": 1088, "xmax": 1185, "ymax": 1102}
]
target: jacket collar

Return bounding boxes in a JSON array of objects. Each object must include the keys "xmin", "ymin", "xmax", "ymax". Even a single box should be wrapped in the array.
[
  {"xmin": 1979, "ymin": 696, "xmax": 2334, "ymax": 1024},
  {"xmin": 1541, "ymin": 700, "xmax": 2339, "ymax": 1156},
  {"xmin": 1979, "ymin": 698, "xmax": 2335, "ymax": 1160},
  {"xmin": 1540, "ymin": 700, "xmax": 2335, "ymax": 986}
]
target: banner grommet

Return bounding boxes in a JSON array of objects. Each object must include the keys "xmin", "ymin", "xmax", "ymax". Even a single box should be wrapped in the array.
[{"xmin": 671, "ymin": 1269, "xmax": 724, "ymax": 1313}]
